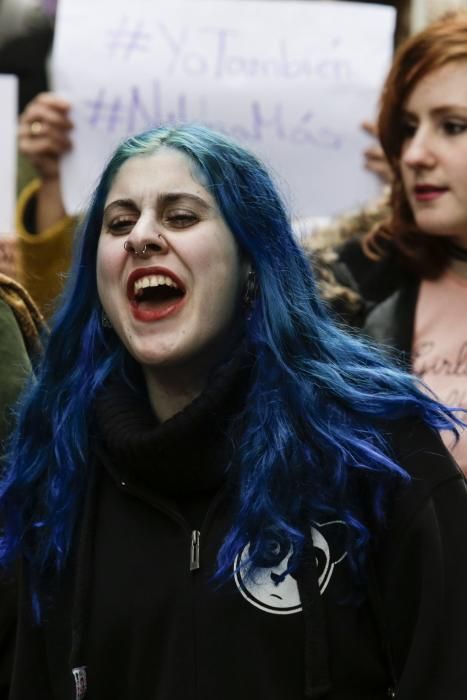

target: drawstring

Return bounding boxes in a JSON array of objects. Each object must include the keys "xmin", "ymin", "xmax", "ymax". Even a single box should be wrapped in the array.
[
  {"xmin": 297, "ymin": 535, "xmax": 332, "ymax": 698},
  {"xmin": 69, "ymin": 463, "xmax": 100, "ymax": 700}
]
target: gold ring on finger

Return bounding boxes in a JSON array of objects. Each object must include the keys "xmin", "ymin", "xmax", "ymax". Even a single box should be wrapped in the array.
[{"xmin": 29, "ymin": 120, "xmax": 44, "ymax": 136}]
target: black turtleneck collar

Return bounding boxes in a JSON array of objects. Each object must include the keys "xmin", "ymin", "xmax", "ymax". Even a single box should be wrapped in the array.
[{"xmin": 94, "ymin": 344, "xmax": 253, "ymax": 501}]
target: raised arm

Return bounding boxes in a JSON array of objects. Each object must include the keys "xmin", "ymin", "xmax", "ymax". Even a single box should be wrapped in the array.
[{"xmin": 18, "ymin": 92, "xmax": 73, "ymax": 233}]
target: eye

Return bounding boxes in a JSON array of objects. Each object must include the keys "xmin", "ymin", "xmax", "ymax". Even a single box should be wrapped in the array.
[
  {"xmin": 164, "ymin": 210, "xmax": 199, "ymax": 229},
  {"xmin": 400, "ymin": 118, "xmax": 417, "ymax": 140},
  {"xmin": 442, "ymin": 119, "xmax": 467, "ymax": 136},
  {"xmin": 106, "ymin": 216, "xmax": 138, "ymax": 235},
  {"xmin": 255, "ymin": 533, "xmax": 291, "ymax": 568}
]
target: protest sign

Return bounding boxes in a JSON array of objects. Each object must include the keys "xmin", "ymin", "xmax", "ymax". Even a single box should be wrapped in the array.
[
  {"xmin": 52, "ymin": 0, "xmax": 395, "ymax": 217},
  {"xmin": 0, "ymin": 75, "xmax": 18, "ymax": 235}
]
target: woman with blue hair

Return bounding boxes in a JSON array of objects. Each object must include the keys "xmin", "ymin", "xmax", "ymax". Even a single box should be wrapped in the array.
[{"xmin": 2, "ymin": 123, "xmax": 467, "ymax": 699}]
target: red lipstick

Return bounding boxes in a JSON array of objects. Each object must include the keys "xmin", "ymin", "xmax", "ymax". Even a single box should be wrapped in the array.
[
  {"xmin": 126, "ymin": 266, "xmax": 186, "ymax": 323},
  {"xmin": 413, "ymin": 184, "xmax": 448, "ymax": 202}
]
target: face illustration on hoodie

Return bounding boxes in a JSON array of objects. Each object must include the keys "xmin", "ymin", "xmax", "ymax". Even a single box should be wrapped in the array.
[{"xmin": 234, "ymin": 523, "xmax": 348, "ymax": 615}]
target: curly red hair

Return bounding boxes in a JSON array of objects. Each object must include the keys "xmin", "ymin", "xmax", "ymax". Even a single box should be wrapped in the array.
[{"xmin": 364, "ymin": 11, "xmax": 467, "ymax": 278}]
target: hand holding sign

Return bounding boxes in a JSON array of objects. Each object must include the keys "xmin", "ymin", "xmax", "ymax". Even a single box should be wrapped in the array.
[
  {"xmin": 18, "ymin": 92, "xmax": 72, "ymax": 233},
  {"xmin": 18, "ymin": 93, "xmax": 73, "ymax": 182}
]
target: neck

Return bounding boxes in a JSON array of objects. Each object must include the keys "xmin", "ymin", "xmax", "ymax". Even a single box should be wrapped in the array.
[
  {"xmin": 142, "ymin": 366, "xmax": 208, "ymax": 423},
  {"xmin": 447, "ymin": 238, "xmax": 467, "ymax": 279},
  {"xmin": 142, "ymin": 344, "xmax": 233, "ymax": 422},
  {"xmin": 142, "ymin": 331, "xmax": 243, "ymax": 422},
  {"xmin": 448, "ymin": 257, "xmax": 467, "ymax": 280}
]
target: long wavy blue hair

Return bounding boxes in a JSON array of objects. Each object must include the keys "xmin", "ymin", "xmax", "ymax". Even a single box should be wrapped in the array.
[{"xmin": 0, "ymin": 124, "xmax": 458, "ymax": 600}]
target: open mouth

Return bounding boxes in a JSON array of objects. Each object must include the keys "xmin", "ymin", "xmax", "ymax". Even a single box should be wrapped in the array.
[
  {"xmin": 134, "ymin": 274, "xmax": 184, "ymax": 310},
  {"xmin": 127, "ymin": 268, "xmax": 186, "ymax": 321}
]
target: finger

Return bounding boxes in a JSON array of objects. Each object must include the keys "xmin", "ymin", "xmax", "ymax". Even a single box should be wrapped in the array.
[
  {"xmin": 363, "ymin": 146, "xmax": 385, "ymax": 160},
  {"xmin": 361, "ymin": 120, "xmax": 378, "ymax": 137},
  {"xmin": 364, "ymin": 160, "xmax": 386, "ymax": 173},
  {"xmin": 18, "ymin": 118, "xmax": 73, "ymax": 146},
  {"xmin": 20, "ymin": 103, "xmax": 74, "ymax": 132},
  {"xmin": 22, "ymin": 91, "xmax": 71, "ymax": 117},
  {"xmin": 364, "ymin": 159, "xmax": 393, "ymax": 183},
  {"xmin": 20, "ymin": 93, "xmax": 74, "ymax": 131},
  {"xmin": 363, "ymin": 150, "xmax": 389, "ymax": 167}
]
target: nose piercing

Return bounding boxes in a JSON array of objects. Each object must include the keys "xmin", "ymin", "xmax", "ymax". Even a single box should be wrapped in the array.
[
  {"xmin": 123, "ymin": 235, "xmax": 166, "ymax": 258},
  {"xmin": 124, "ymin": 241, "xmax": 148, "ymax": 257}
]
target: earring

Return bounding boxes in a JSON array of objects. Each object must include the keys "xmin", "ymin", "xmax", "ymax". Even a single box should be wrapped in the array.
[
  {"xmin": 101, "ymin": 310, "xmax": 112, "ymax": 328},
  {"xmin": 243, "ymin": 270, "xmax": 258, "ymax": 318}
]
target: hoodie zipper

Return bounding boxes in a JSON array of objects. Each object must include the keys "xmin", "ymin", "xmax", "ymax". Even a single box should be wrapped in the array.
[
  {"xmin": 188, "ymin": 486, "xmax": 229, "ymax": 572},
  {"xmin": 190, "ymin": 530, "xmax": 201, "ymax": 571}
]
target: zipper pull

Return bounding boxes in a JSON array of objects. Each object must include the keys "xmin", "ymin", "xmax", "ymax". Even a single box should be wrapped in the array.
[{"xmin": 190, "ymin": 530, "xmax": 200, "ymax": 571}]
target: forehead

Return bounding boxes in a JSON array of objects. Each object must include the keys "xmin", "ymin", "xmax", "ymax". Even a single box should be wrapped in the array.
[
  {"xmin": 405, "ymin": 60, "xmax": 467, "ymax": 109},
  {"xmin": 105, "ymin": 147, "xmax": 211, "ymax": 205}
]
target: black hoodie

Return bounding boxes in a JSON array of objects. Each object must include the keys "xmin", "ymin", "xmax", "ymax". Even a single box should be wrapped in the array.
[{"xmin": 9, "ymin": 357, "xmax": 467, "ymax": 700}]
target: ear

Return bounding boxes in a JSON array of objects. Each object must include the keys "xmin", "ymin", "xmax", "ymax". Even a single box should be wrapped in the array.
[{"xmin": 312, "ymin": 520, "xmax": 348, "ymax": 565}]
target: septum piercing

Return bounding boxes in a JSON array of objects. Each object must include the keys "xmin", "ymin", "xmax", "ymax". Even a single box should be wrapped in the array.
[
  {"xmin": 124, "ymin": 235, "xmax": 164, "ymax": 258},
  {"xmin": 123, "ymin": 241, "xmax": 148, "ymax": 257}
]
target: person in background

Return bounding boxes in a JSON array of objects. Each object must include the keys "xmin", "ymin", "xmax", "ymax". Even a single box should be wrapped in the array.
[
  {"xmin": 0, "ymin": 274, "xmax": 44, "ymax": 461},
  {"xmin": 15, "ymin": 92, "xmax": 75, "ymax": 316},
  {"xmin": 0, "ymin": 272, "xmax": 45, "ymax": 700},
  {"xmin": 307, "ymin": 11, "xmax": 467, "ymax": 476},
  {"xmin": 2, "ymin": 123, "xmax": 467, "ymax": 700}
]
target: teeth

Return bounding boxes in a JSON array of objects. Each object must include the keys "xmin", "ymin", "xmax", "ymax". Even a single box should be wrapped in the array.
[{"xmin": 134, "ymin": 274, "xmax": 179, "ymax": 295}]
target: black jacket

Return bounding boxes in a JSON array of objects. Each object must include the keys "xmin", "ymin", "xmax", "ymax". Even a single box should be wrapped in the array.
[
  {"xmin": 328, "ymin": 238, "xmax": 419, "ymax": 367},
  {"xmin": 9, "ymin": 360, "xmax": 467, "ymax": 700}
]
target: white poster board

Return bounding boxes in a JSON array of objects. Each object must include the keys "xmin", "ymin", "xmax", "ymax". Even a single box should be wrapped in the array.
[
  {"xmin": 0, "ymin": 75, "xmax": 18, "ymax": 235},
  {"xmin": 52, "ymin": 0, "xmax": 395, "ymax": 218}
]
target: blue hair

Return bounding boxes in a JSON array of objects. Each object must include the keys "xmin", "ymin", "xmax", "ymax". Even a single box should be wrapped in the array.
[{"xmin": 0, "ymin": 124, "xmax": 459, "ymax": 603}]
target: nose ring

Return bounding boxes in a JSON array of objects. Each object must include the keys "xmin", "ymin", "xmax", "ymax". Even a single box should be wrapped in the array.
[
  {"xmin": 124, "ymin": 240, "xmax": 148, "ymax": 257},
  {"xmin": 123, "ymin": 235, "xmax": 166, "ymax": 258}
]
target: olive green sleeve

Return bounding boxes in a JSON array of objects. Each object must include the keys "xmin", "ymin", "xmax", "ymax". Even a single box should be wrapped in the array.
[
  {"xmin": 0, "ymin": 299, "xmax": 32, "ymax": 458},
  {"xmin": 16, "ymin": 179, "xmax": 78, "ymax": 318}
]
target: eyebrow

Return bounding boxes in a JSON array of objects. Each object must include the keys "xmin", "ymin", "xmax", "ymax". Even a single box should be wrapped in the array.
[
  {"xmin": 103, "ymin": 192, "xmax": 212, "ymax": 218},
  {"xmin": 402, "ymin": 105, "xmax": 467, "ymax": 118},
  {"xmin": 103, "ymin": 199, "xmax": 138, "ymax": 218},
  {"xmin": 160, "ymin": 192, "xmax": 212, "ymax": 209}
]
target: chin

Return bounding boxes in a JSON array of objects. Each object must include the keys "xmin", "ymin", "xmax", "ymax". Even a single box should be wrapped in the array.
[
  {"xmin": 415, "ymin": 217, "xmax": 459, "ymax": 239},
  {"xmin": 130, "ymin": 346, "xmax": 183, "ymax": 369},
  {"xmin": 120, "ymin": 338, "xmax": 175, "ymax": 368}
]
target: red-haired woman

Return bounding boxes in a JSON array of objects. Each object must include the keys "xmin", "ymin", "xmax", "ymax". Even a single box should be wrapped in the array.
[{"xmin": 317, "ymin": 11, "xmax": 467, "ymax": 475}]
